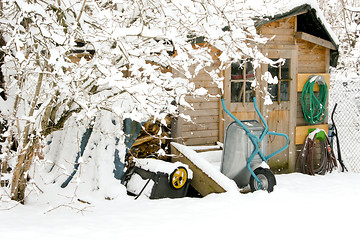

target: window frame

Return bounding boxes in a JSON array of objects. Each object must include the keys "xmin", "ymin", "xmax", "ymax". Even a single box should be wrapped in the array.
[
  {"xmin": 230, "ymin": 59, "xmax": 256, "ymax": 104},
  {"xmin": 267, "ymin": 58, "xmax": 291, "ymax": 103}
]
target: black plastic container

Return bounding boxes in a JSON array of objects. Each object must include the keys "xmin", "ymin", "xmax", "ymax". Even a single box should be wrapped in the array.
[{"xmin": 127, "ymin": 166, "xmax": 191, "ymax": 199}]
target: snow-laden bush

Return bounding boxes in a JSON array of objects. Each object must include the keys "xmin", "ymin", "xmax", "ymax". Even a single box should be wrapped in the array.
[{"xmin": 0, "ymin": 0, "xmax": 277, "ymax": 203}]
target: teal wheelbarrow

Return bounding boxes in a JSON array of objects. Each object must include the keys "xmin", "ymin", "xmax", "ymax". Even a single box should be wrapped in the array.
[{"xmin": 220, "ymin": 97, "xmax": 289, "ymax": 192}]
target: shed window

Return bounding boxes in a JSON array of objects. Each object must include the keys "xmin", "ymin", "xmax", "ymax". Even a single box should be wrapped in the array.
[
  {"xmin": 231, "ymin": 60, "xmax": 255, "ymax": 103},
  {"xmin": 268, "ymin": 59, "xmax": 290, "ymax": 102}
]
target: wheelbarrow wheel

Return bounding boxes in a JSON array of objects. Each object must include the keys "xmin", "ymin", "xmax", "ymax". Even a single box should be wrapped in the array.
[
  {"xmin": 249, "ymin": 167, "xmax": 276, "ymax": 193},
  {"xmin": 169, "ymin": 167, "xmax": 188, "ymax": 190}
]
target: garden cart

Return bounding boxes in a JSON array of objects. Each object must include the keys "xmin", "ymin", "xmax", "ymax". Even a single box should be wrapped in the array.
[{"xmin": 221, "ymin": 96, "xmax": 289, "ymax": 192}]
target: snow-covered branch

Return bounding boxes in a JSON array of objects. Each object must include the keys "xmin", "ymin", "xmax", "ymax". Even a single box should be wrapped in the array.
[{"xmin": 0, "ymin": 0, "xmax": 277, "ymax": 203}]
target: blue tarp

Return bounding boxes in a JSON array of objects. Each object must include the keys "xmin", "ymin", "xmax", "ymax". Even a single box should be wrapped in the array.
[
  {"xmin": 60, "ymin": 118, "xmax": 142, "ymax": 187},
  {"xmin": 114, "ymin": 118, "xmax": 142, "ymax": 180}
]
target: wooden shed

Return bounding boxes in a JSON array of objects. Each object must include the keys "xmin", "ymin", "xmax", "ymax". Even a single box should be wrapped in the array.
[{"xmin": 171, "ymin": 3, "xmax": 339, "ymax": 173}]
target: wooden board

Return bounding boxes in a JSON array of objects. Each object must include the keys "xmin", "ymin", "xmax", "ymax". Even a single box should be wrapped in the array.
[
  {"xmin": 297, "ymin": 73, "xmax": 330, "ymax": 92},
  {"xmin": 174, "ymin": 58, "xmax": 221, "ymax": 145},
  {"xmin": 170, "ymin": 144, "xmax": 226, "ymax": 196},
  {"xmin": 185, "ymin": 95, "xmax": 218, "ymax": 103},
  {"xmin": 258, "ymin": 17, "xmax": 296, "ymax": 45},
  {"xmin": 182, "ymin": 122, "xmax": 218, "ymax": 132},
  {"xmin": 182, "ymin": 129, "xmax": 219, "ymax": 139},
  {"xmin": 189, "ymin": 101, "xmax": 219, "ymax": 109},
  {"xmin": 295, "ymin": 124, "xmax": 328, "ymax": 145},
  {"xmin": 297, "ymin": 39, "xmax": 327, "ymax": 73},
  {"xmin": 182, "ymin": 108, "xmax": 219, "ymax": 117},
  {"xmin": 266, "ymin": 109, "xmax": 290, "ymax": 165},
  {"xmin": 295, "ymin": 32, "xmax": 336, "ymax": 50},
  {"xmin": 184, "ymin": 137, "xmax": 219, "ymax": 146}
]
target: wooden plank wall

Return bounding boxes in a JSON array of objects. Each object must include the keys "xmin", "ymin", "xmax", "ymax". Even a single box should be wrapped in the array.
[
  {"xmin": 256, "ymin": 16, "xmax": 296, "ymax": 172},
  {"xmin": 297, "ymin": 39, "xmax": 327, "ymax": 73},
  {"xmin": 296, "ymin": 40, "xmax": 328, "ymax": 126},
  {"xmin": 295, "ymin": 40, "xmax": 329, "ymax": 159},
  {"xmin": 180, "ymin": 65, "xmax": 221, "ymax": 146},
  {"xmin": 266, "ymin": 109, "xmax": 290, "ymax": 171},
  {"xmin": 259, "ymin": 17, "xmax": 296, "ymax": 45}
]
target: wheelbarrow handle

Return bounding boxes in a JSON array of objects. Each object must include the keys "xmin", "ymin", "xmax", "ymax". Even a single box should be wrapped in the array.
[
  {"xmin": 265, "ymin": 131, "xmax": 289, "ymax": 160},
  {"xmin": 252, "ymin": 97, "xmax": 268, "ymax": 141},
  {"xmin": 253, "ymin": 97, "xmax": 289, "ymax": 160},
  {"xmin": 221, "ymin": 97, "xmax": 252, "ymax": 135}
]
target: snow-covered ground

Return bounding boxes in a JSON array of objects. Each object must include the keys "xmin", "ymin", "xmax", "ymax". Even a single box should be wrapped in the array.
[{"xmin": 1, "ymin": 149, "xmax": 360, "ymax": 240}]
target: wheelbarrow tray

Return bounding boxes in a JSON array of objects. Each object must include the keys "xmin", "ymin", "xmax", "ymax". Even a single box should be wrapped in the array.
[{"xmin": 221, "ymin": 120, "xmax": 267, "ymax": 188}]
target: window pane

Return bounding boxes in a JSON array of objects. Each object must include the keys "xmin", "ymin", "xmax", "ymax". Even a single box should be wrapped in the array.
[
  {"xmin": 268, "ymin": 83, "xmax": 278, "ymax": 101},
  {"xmin": 231, "ymin": 61, "xmax": 244, "ymax": 80},
  {"xmin": 280, "ymin": 81, "xmax": 289, "ymax": 101},
  {"xmin": 245, "ymin": 61, "xmax": 255, "ymax": 80},
  {"xmin": 281, "ymin": 59, "xmax": 290, "ymax": 79},
  {"xmin": 231, "ymin": 81, "xmax": 244, "ymax": 102},
  {"xmin": 268, "ymin": 65, "xmax": 279, "ymax": 79},
  {"xmin": 245, "ymin": 81, "xmax": 254, "ymax": 102}
]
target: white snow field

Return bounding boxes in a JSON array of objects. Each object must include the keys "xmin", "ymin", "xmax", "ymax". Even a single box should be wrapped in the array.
[{"xmin": 1, "ymin": 169, "xmax": 360, "ymax": 240}]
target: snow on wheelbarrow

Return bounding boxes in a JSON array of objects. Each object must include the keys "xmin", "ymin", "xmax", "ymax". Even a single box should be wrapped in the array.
[{"xmin": 125, "ymin": 158, "xmax": 193, "ymax": 199}]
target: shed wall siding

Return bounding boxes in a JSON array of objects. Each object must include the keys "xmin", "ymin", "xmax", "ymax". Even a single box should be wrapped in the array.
[
  {"xmin": 297, "ymin": 39, "xmax": 327, "ymax": 73},
  {"xmin": 180, "ymin": 66, "xmax": 221, "ymax": 145},
  {"xmin": 296, "ymin": 39, "xmax": 328, "ymax": 125},
  {"xmin": 173, "ymin": 14, "xmax": 333, "ymax": 173},
  {"xmin": 260, "ymin": 17, "xmax": 296, "ymax": 46},
  {"xmin": 256, "ymin": 16, "xmax": 297, "ymax": 172}
]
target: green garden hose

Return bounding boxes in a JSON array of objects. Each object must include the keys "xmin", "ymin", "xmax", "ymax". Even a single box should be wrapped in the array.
[{"xmin": 301, "ymin": 75, "xmax": 328, "ymax": 124}]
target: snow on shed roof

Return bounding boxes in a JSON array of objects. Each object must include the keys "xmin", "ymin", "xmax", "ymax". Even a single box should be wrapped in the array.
[
  {"xmin": 192, "ymin": 0, "xmax": 340, "ymax": 66},
  {"xmin": 256, "ymin": 0, "xmax": 339, "ymax": 48}
]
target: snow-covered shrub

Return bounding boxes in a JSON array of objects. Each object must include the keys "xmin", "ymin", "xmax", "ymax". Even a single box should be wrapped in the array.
[{"xmin": 0, "ymin": 0, "xmax": 277, "ymax": 203}]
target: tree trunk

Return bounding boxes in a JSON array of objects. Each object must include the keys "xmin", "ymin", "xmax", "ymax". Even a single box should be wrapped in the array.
[
  {"xmin": 10, "ymin": 140, "xmax": 37, "ymax": 202},
  {"xmin": 10, "ymin": 69, "xmax": 44, "ymax": 203}
]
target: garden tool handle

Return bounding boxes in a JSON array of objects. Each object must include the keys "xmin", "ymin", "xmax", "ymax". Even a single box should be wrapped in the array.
[{"xmin": 265, "ymin": 131, "xmax": 289, "ymax": 160}]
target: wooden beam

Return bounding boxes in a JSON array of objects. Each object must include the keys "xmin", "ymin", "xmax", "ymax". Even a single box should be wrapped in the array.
[
  {"xmin": 294, "ymin": 32, "xmax": 336, "ymax": 50},
  {"xmin": 297, "ymin": 73, "xmax": 330, "ymax": 92},
  {"xmin": 170, "ymin": 143, "xmax": 226, "ymax": 196},
  {"xmin": 288, "ymin": 48, "xmax": 298, "ymax": 172},
  {"xmin": 295, "ymin": 124, "xmax": 328, "ymax": 145},
  {"xmin": 325, "ymin": 48, "xmax": 330, "ymax": 73}
]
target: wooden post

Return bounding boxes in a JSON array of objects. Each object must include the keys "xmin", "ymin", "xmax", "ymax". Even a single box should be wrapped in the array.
[
  {"xmin": 219, "ymin": 67, "xmax": 231, "ymax": 142},
  {"xmin": 288, "ymin": 49, "xmax": 298, "ymax": 172}
]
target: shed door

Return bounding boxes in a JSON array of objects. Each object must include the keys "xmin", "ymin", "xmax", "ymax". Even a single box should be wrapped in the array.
[{"xmin": 223, "ymin": 48, "xmax": 297, "ymax": 172}]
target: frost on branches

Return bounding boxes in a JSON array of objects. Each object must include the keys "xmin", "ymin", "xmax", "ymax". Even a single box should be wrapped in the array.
[
  {"xmin": 319, "ymin": 0, "xmax": 360, "ymax": 77},
  {"xmin": 0, "ymin": 0, "xmax": 275, "ymax": 203}
]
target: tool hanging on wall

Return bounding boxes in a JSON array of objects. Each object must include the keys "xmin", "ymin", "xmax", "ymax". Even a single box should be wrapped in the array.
[
  {"xmin": 296, "ymin": 129, "xmax": 337, "ymax": 175},
  {"xmin": 301, "ymin": 75, "xmax": 328, "ymax": 124},
  {"xmin": 329, "ymin": 103, "xmax": 348, "ymax": 172}
]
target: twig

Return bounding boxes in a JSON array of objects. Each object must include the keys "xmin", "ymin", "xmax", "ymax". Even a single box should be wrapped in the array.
[
  {"xmin": 76, "ymin": 0, "xmax": 87, "ymax": 23},
  {"xmin": 0, "ymin": 201, "xmax": 21, "ymax": 211},
  {"xmin": 44, "ymin": 203, "xmax": 94, "ymax": 215}
]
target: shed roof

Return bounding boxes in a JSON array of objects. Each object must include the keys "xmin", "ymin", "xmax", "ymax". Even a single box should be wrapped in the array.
[
  {"xmin": 191, "ymin": 1, "xmax": 340, "ymax": 67},
  {"xmin": 255, "ymin": 1, "xmax": 339, "ymax": 66}
]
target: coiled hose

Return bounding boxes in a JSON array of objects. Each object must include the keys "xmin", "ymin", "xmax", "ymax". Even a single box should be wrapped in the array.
[
  {"xmin": 296, "ymin": 130, "xmax": 338, "ymax": 175},
  {"xmin": 301, "ymin": 75, "xmax": 328, "ymax": 124}
]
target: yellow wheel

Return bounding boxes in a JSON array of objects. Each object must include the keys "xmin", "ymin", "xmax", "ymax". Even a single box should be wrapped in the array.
[{"xmin": 170, "ymin": 167, "xmax": 188, "ymax": 189}]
